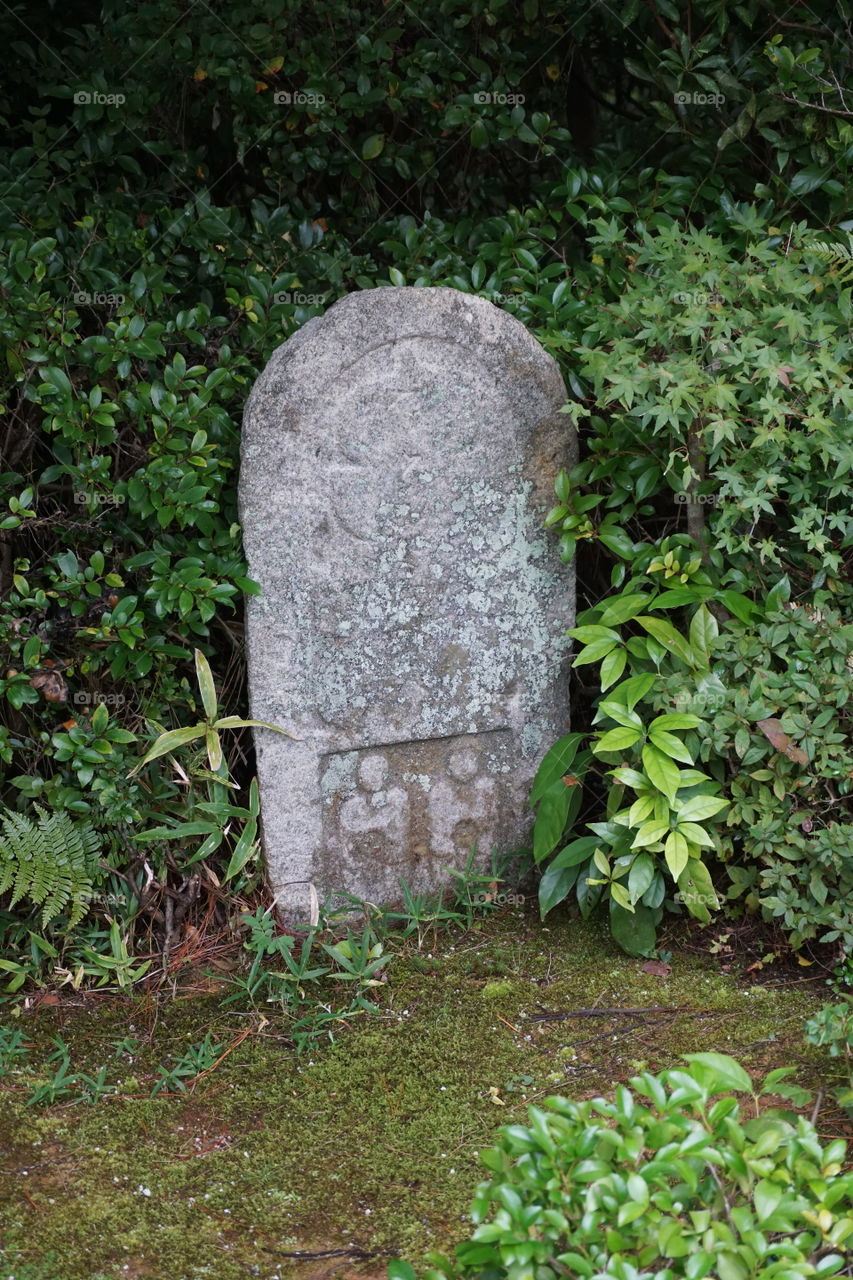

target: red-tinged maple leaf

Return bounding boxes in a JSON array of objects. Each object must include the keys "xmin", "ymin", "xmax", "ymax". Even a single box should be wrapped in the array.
[{"xmin": 776, "ymin": 365, "xmax": 795, "ymax": 387}]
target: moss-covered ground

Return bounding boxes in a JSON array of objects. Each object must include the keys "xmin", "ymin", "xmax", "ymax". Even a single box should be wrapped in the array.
[{"xmin": 0, "ymin": 909, "xmax": 844, "ymax": 1280}]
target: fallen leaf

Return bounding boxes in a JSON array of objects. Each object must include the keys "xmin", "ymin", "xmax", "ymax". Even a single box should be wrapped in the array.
[
  {"xmin": 488, "ymin": 1086, "xmax": 506, "ymax": 1106},
  {"xmin": 30, "ymin": 670, "xmax": 68, "ymax": 703},
  {"xmin": 641, "ymin": 960, "xmax": 671, "ymax": 977},
  {"xmin": 756, "ymin": 717, "xmax": 808, "ymax": 765}
]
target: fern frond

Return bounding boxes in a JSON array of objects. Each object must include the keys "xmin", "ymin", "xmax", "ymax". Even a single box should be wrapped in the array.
[
  {"xmin": 801, "ymin": 234, "xmax": 853, "ymax": 285},
  {"xmin": 0, "ymin": 806, "xmax": 102, "ymax": 928}
]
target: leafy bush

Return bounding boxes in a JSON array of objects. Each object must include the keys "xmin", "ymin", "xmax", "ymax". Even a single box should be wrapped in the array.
[
  {"xmin": 390, "ymin": 1054, "xmax": 853, "ymax": 1280},
  {"xmin": 533, "ymin": 215, "xmax": 853, "ymax": 954},
  {"xmin": 1, "ymin": 0, "xmax": 851, "ymax": 974}
]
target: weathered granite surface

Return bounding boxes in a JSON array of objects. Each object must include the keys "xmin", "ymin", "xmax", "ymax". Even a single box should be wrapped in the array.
[{"xmin": 239, "ymin": 286, "xmax": 575, "ymax": 918}]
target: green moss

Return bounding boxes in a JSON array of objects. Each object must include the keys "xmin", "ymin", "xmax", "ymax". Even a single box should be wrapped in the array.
[{"xmin": 0, "ymin": 911, "xmax": 840, "ymax": 1280}]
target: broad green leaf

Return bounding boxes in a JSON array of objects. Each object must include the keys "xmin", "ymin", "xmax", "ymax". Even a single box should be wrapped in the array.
[
  {"xmin": 538, "ymin": 861, "xmax": 582, "ymax": 918},
  {"xmin": 647, "ymin": 728, "xmax": 693, "ymax": 764},
  {"xmin": 530, "ymin": 733, "xmax": 584, "ymax": 804},
  {"xmin": 549, "ymin": 836, "xmax": 600, "ymax": 870},
  {"xmin": 600, "ymin": 645, "xmax": 627, "ymax": 689},
  {"xmin": 677, "ymin": 795, "xmax": 729, "ymax": 822},
  {"xmin": 572, "ymin": 638, "xmax": 618, "ymax": 665},
  {"xmin": 717, "ymin": 590, "xmax": 758, "ymax": 623},
  {"xmin": 593, "ymin": 726, "xmax": 643, "ymax": 754},
  {"xmin": 635, "ymin": 616, "xmax": 695, "ymax": 667},
  {"xmin": 388, "ymin": 1263, "xmax": 418, "ymax": 1280},
  {"xmin": 91, "ymin": 702, "xmax": 109, "ymax": 735},
  {"xmin": 642, "ymin": 744, "xmax": 680, "ymax": 803},
  {"xmin": 569, "ymin": 625, "xmax": 622, "ymax": 644},
  {"xmin": 664, "ymin": 830, "xmax": 689, "ymax": 879},
  {"xmin": 677, "ymin": 858, "xmax": 718, "ymax": 921},
  {"xmin": 628, "ymin": 794, "xmax": 655, "ymax": 825},
  {"xmin": 609, "ymin": 899, "xmax": 660, "ymax": 957},
  {"xmin": 609, "ymin": 766, "xmax": 649, "ymax": 790},
  {"xmin": 361, "ymin": 133, "xmax": 385, "ymax": 159},
  {"xmin": 628, "ymin": 852, "xmax": 655, "ymax": 903},
  {"xmin": 631, "ymin": 821, "xmax": 669, "ymax": 849},
  {"xmin": 597, "ymin": 701, "xmax": 644, "ymax": 730},
  {"xmin": 682, "ymin": 1052, "xmax": 753, "ymax": 1095},
  {"xmin": 610, "ymin": 673, "xmax": 657, "ymax": 711},
  {"xmin": 598, "ymin": 593, "xmax": 651, "ymax": 626},
  {"xmin": 754, "ymin": 1178, "xmax": 783, "ymax": 1223},
  {"xmin": 689, "ymin": 604, "xmax": 718, "ymax": 665},
  {"xmin": 598, "ymin": 524, "xmax": 635, "ymax": 558},
  {"xmin": 649, "ymin": 713, "xmax": 700, "ymax": 732},
  {"xmin": 677, "ymin": 821, "xmax": 715, "ymax": 847},
  {"xmin": 533, "ymin": 783, "xmax": 572, "ymax": 863}
]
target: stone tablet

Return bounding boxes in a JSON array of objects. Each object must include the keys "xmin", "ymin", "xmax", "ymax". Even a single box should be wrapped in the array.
[{"xmin": 239, "ymin": 286, "xmax": 574, "ymax": 919}]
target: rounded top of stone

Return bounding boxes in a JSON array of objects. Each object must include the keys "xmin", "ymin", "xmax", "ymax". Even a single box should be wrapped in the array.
[{"xmin": 244, "ymin": 286, "xmax": 565, "ymax": 422}]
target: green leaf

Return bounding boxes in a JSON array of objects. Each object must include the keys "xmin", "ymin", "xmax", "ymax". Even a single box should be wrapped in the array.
[
  {"xmin": 677, "ymin": 859, "xmax": 718, "ymax": 921},
  {"xmin": 647, "ymin": 729, "xmax": 693, "ymax": 764},
  {"xmin": 598, "ymin": 524, "xmax": 635, "ymax": 559},
  {"xmin": 533, "ymin": 783, "xmax": 572, "ymax": 863},
  {"xmin": 664, "ymin": 830, "xmax": 689, "ymax": 880},
  {"xmin": 594, "ymin": 726, "xmax": 643, "ymax": 754},
  {"xmin": 650, "ymin": 713, "xmax": 700, "ymax": 732},
  {"xmin": 689, "ymin": 604, "xmax": 718, "ymax": 666},
  {"xmin": 598, "ymin": 594, "xmax": 651, "ymax": 626},
  {"xmin": 753, "ymin": 1178, "xmax": 783, "ymax": 1223},
  {"xmin": 530, "ymin": 734, "xmax": 584, "ymax": 804},
  {"xmin": 42, "ymin": 366, "xmax": 72, "ymax": 396},
  {"xmin": 134, "ymin": 821, "xmax": 218, "ymax": 840},
  {"xmin": 56, "ymin": 550, "xmax": 79, "ymax": 578},
  {"xmin": 628, "ymin": 853, "xmax": 655, "ymax": 903},
  {"xmin": 569, "ymin": 625, "xmax": 622, "ymax": 644},
  {"xmin": 717, "ymin": 590, "xmax": 758, "ymax": 623},
  {"xmin": 597, "ymin": 701, "xmax": 644, "ymax": 730},
  {"xmin": 549, "ymin": 836, "xmax": 600, "ymax": 870},
  {"xmin": 388, "ymin": 1264, "xmax": 418, "ymax": 1280},
  {"xmin": 682, "ymin": 1052, "xmax": 753, "ymax": 1095},
  {"xmin": 600, "ymin": 646, "xmax": 626, "ymax": 690},
  {"xmin": 610, "ymin": 899, "xmax": 660, "ymax": 957},
  {"xmin": 765, "ymin": 575, "xmax": 791, "ymax": 611},
  {"xmin": 642, "ymin": 745, "xmax": 680, "ymax": 804},
  {"xmin": 632, "ymin": 820, "xmax": 670, "ymax": 849},
  {"xmin": 635, "ymin": 616, "xmax": 695, "ymax": 667},
  {"xmin": 611, "ymin": 673, "xmax": 657, "ymax": 711},
  {"xmin": 130, "ymin": 724, "xmax": 206, "ymax": 773},
  {"xmin": 212, "ymin": 716, "xmax": 296, "ymax": 736},
  {"xmin": 90, "ymin": 702, "xmax": 109, "ymax": 735},
  {"xmin": 223, "ymin": 821, "xmax": 259, "ymax": 882},
  {"xmin": 572, "ymin": 638, "xmax": 618, "ymax": 665},
  {"xmin": 538, "ymin": 862, "xmax": 582, "ymax": 918},
  {"xmin": 361, "ymin": 133, "xmax": 385, "ymax": 160},
  {"xmin": 194, "ymin": 648, "xmax": 218, "ymax": 722},
  {"xmin": 676, "ymin": 795, "xmax": 729, "ymax": 822},
  {"xmin": 206, "ymin": 728, "xmax": 223, "ymax": 772}
]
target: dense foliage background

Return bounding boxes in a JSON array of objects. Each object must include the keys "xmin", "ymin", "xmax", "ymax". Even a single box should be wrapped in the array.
[{"xmin": 0, "ymin": 0, "xmax": 851, "ymax": 983}]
